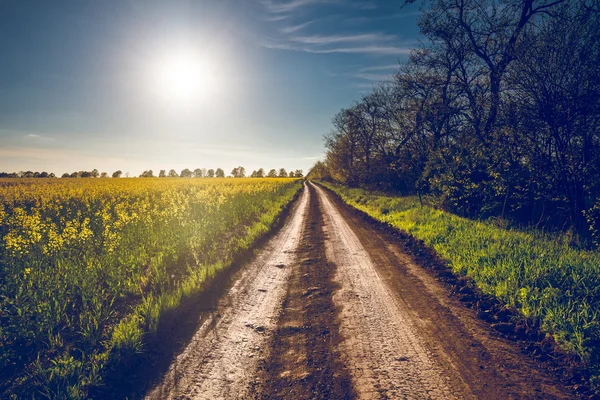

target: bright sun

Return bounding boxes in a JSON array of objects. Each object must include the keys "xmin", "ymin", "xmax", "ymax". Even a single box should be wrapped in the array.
[{"xmin": 155, "ymin": 51, "xmax": 214, "ymax": 105}]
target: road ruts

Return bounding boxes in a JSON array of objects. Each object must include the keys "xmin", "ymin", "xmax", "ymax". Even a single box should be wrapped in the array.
[
  {"xmin": 145, "ymin": 180, "xmax": 575, "ymax": 400},
  {"xmin": 145, "ymin": 183, "xmax": 309, "ymax": 400},
  {"xmin": 252, "ymin": 182, "xmax": 354, "ymax": 399},
  {"xmin": 313, "ymin": 181, "xmax": 576, "ymax": 400},
  {"xmin": 313, "ymin": 182, "xmax": 466, "ymax": 399}
]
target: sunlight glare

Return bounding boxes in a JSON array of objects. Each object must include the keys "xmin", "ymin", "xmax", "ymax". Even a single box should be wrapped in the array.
[{"xmin": 156, "ymin": 51, "xmax": 214, "ymax": 105}]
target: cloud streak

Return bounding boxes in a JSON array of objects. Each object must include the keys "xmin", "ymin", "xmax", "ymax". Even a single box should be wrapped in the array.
[
  {"xmin": 259, "ymin": 0, "xmax": 377, "ymax": 14},
  {"xmin": 261, "ymin": 38, "xmax": 411, "ymax": 55}
]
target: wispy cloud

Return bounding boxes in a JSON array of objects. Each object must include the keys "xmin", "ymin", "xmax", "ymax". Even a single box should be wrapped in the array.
[
  {"xmin": 279, "ymin": 20, "xmax": 316, "ymax": 34},
  {"xmin": 291, "ymin": 32, "xmax": 396, "ymax": 45},
  {"xmin": 260, "ymin": 0, "xmax": 329, "ymax": 13},
  {"xmin": 261, "ymin": 39, "xmax": 411, "ymax": 55},
  {"xmin": 345, "ymin": 10, "xmax": 421, "ymax": 24},
  {"xmin": 352, "ymin": 72, "xmax": 394, "ymax": 81},
  {"xmin": 258, "ymin": 1, "xmax": 410, "ymax": 55},
  {"xmin": 25, "ymin": 133, "xmax": 56, "ymax": 142},
  {"xmin": 260, "ymin": 0, "xmax": 377, "ymax": 14},
  {"xmin": 359, "ymin": 64, "xmax": 400, "ymax": 72}
]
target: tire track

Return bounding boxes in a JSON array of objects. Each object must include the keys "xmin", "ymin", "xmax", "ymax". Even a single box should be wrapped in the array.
[
  {"xmin": 145, "ymin": 183, "xmax": 309, "ymax": 400},
  {"xmin": 313, "ymin": 182, "xmax": 471, "ymax": 399},
  {"xmin": 253, "ymin": 182, "xmax": 354, "ymax": 399}
]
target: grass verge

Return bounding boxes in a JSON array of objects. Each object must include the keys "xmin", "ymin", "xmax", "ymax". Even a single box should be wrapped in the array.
[{"xmin": 320, "ymin": 181, "xmax": 600, "ymax": 391}]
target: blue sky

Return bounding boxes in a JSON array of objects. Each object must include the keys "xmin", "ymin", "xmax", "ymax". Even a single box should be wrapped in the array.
[{"xmin": 0, "ymin": 0, "xmax": 421, "ymax": 176}]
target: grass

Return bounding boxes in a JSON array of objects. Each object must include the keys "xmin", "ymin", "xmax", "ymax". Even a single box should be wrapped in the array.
[
  {"xmin": 321, "ymin": 182, "xmax": 600, "ymax": 374},
  {"xmin": 0, "ymin": 177, "xmax": 302, "ymax": 399}
]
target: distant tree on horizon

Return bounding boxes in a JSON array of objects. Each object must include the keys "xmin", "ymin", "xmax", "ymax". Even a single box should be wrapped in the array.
[
  {"xmin": 159, "ymin": 169, "xmax": 166, "ymax": 177},
  {"xmin": 180, "ymin": 168, "xmax": 192, "ymax": 178},
  {"xmin": 278, "ymin": 168, "xmax": 287, "ymax": 178},
  {"xmin": 168, "ymin": 169, "xmax": 178, "ymax": 178},
  {"xmin": 216, "ymin": 168, "xmax": 225, "ymax": 178},
  {"xmin": 231, "ymin": 166, "xmax": 246, "ymax": 178},
  {"xmin": 193, "ymin": 168, "xmax": 203, "ymax": 178},
  {"xmin": 140, "ymin": 170, "xmax": 154, "ymax": 178},
  {"xmin": 100, "ymin": 172, "xmax": 108, "ymax": 178},
  {"xmin": 207, "ymin": 169, "xmax": 215, "ymax": 178},
  {"xmin": 267, "ymin": 169, "xmax": 277, "ymax": 178},
  {"xmin": 112, "ymin": 170, "xmax": 122, "ymax": 178}
]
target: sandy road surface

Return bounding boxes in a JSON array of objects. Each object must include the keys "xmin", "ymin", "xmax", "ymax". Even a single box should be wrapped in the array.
[
  {"xmin": 146, "ymin": 182, "xmax": 575, "ymax": 399},
  {"xmin": 146, "ymin": 184, "xmax": 309, "ymax": 399},
  {"xmin": 314, "ymin": 183, "xmax": 463, "ymax": 399}
]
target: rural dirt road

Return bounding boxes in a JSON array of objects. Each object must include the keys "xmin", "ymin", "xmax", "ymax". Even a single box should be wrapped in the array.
[{"xmin": 146, "ymin": 182, "xmax": 576, "ymax": 399}]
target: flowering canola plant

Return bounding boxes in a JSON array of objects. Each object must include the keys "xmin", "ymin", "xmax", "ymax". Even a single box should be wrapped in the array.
[{"xmin": 0, "ymin": 177, "xmax": 301, "ymax": 398}]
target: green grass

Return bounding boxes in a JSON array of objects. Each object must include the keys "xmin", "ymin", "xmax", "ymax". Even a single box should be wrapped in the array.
[
  {"xmin": 321, "ymin": 182, "xmax": 600, "ymax": 371},
  {"xmin": 0, "ymin": 178, "xmax": 302, "ymax": 399}
]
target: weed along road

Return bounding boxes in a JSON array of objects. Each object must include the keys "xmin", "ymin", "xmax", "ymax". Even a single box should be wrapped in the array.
[{"xmin": 146, "ymin": 182, "xmax": 575, "ymax": 399}]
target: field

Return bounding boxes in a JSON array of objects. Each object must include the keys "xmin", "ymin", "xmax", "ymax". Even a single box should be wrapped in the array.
[
  {"xmin": 321, "ymin": 182, "xmax": 600, "ymax": 376},
  {"xmin": 0, "ymin": 177, "xmax": 302, "ymax": 399}
]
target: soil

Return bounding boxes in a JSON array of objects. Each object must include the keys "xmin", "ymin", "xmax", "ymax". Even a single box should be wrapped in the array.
[{"xmin": 140, "ymin": 182, "xmax": 581, "ymax": 399}]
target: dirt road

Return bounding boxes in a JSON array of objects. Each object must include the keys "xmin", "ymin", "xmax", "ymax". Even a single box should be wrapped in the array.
[{"xmin": 146, "ymin": 182, "xmax": 575, "ymax": 399}]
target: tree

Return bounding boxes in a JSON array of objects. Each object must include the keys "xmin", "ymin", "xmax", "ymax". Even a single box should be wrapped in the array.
[
  {"xmin": 112, "ymin": 170, "xmax": 122, "ymax": 178},
  {"xmin": 215, "ymin": 168, "xmax": 225, "ymax": 178},
  {"xmin": 293, "ymin": 170, "xmax": 303, "ymax": 178},
  {"xmin": 159, "ymin": 170, "xmax": 166, "ymax": 177},
  {"xmin": 140, "ymin": 170, "xmax": 154, "ymax": 178},
  {"xmin": 207, "ymin": 169, "xmax": 215, "ymax": 178},
  {"xmin": 193, "ymin": 168, "xmax": 203, "ymax": 178},
  {"xmin": 250, "ymin": 170, "xmax": 258, "ymax": 178},
  {"xmin": 278, "ymin": 168, "xmax": 288, "ymax": 178},
  {"xmin": 181, "ymin": 168, "xmax": 192, "ymax": 178},
  {"xmin": 62, "ymin": 173, "xmax": 70, "ymax": 178},
  {"xmin": 231, "ymin": 166, "xmax": 246, "ymax": 178},
  {"xmin": 256, "ymin": 168, "xmax": 265, "ymax": 178},
  {"xmin": 91, "ymin": 169, "xmax": 99, "ymax": 178},
  {"xmin": 168, "ymin": 169, "xmax": 179, "ymax": 177},
  {"xmin": 100, "ymin": 172, "xmax": 108, "ymax": 178},
  {"xmin": 267, "ymin": 169, "xmax": 277, "ymax": 178}
]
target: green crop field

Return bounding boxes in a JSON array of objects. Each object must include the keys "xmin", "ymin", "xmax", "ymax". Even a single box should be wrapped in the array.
[
  {"xmin": 322, "ymin": 182, "xmax": 600, "ymax": 379},
  {"xmin": 0, "ymin": 177, "xmax": 301, "ymax": 399}
]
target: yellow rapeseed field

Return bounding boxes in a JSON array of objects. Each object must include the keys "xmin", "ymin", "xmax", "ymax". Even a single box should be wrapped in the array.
[{"xmin": 0, "ymin": 177, "xmax": 301, "ymax": 399}]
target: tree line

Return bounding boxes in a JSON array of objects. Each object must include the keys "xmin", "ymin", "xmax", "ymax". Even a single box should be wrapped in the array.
[
  {"xmin": 0, "ymin": 167, "xmax": 303, "ymax": 179},
  {"xmin": 312, "ymin": 0, "xmax": 600, "ymax": 244}
]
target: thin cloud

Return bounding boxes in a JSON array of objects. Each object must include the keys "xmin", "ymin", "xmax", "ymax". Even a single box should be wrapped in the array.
[
  {"xmin": 309, "ymin": 46, "xmax": 410, "ymax": 55},
  {"xmin": 260, "ymin": 40, "xmax": 411, "ymax": 55},
  {"xmin": 25, "ymin": 133, "xmax": 56, "ymax": 142},
  {"xmin": 260, "ymin": 0, "xmax": 377, "ymax": 14},
  {"xmin": 291, "ymin": 32, "xmax": 396, "ymax": 44},
  {"xmin": 353, "ymin": 72, "xmax": 395, "ymax": 81},
  {"xmin": 261, "ymin": 31, "xmax": 411, "ymax": 55},
  {"xmin": 260, "ymin": 0, "xmax": 328, "ymax": 13},
  {"xmin": 359, "ymin": 64, "xmax": 400, "ymax": 72},
  {"xmin": 280, "ymin": 20, "xmax": 316, "ymax": 34}
]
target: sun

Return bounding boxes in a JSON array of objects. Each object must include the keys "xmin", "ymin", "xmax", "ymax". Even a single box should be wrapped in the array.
[{"xmin": 155, "ymin": 51, "xmax": 214, "ymax": 105}]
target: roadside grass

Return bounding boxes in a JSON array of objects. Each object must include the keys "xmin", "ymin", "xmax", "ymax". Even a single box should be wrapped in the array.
[
  {"xmin": 0, "ymin": 178, "xmax": 302, "ymax": 399},
  {"xmin": 321, "ymin": 182, "xmax": 600, "ymax": 375}
]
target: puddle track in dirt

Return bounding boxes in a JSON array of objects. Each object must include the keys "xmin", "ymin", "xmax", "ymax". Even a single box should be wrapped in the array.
[{"xmin": 145, "ymin": 184, "xmax": 309, "ymax": 400}]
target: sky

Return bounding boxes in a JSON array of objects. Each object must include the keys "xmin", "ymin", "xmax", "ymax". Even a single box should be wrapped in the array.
[{"xmin": 0, "ymin": 0, "xmax": 422, "ymax": 176}]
